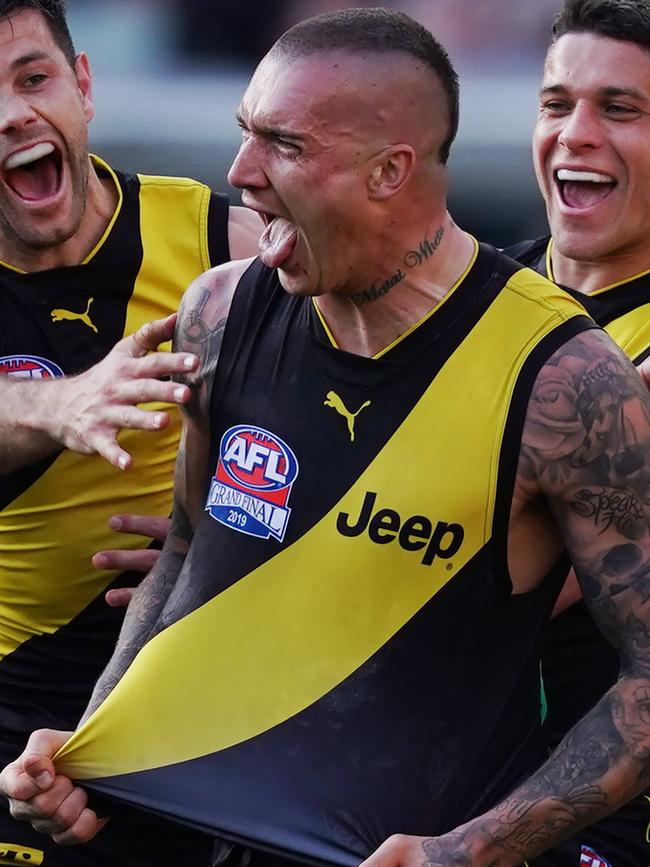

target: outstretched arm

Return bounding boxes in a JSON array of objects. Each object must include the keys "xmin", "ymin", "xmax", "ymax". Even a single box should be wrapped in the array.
[
  {"xmin": 0, "ymin": 260, "xmax": 248, "ymax": 844},
  {"xmin": 363, "ymin": 329, "xmax": 650, "ymax": 866}
]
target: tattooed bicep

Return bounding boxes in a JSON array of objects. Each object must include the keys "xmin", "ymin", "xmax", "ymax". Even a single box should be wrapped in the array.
[
  {"xmin": 520, "ymin": 328, "xmax": 650, "ymax": 498},
  {"xmin": 171, "ymin": 263, "xmax": 242, "ymax": 419},
  {"xmin": 519, "ymin": 329, "xmax": 650, "ymax": 659}
]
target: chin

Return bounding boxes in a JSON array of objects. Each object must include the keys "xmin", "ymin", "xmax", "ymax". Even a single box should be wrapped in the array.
[
  {"xmin": 277, "ymin": 271, "xmax": 320, "ymax": 298},
  {"xmin": 16, "ymin": 214, "xmax": 82, "ymax": 250},
  {"xmin": 552, "ymin": 226, "xmax": 614, "ymax": 263}
]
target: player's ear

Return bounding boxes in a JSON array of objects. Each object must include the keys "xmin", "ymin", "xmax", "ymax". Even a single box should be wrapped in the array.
[
  {"xmin": 366, "ymin": 145, "xmax": 415, "ymax": 201},
  {"xmin": 74, "ymin": 52, "xmax": 95, "ymax": 123}
]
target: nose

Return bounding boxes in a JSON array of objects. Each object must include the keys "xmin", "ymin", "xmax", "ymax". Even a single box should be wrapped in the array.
[
  {"xmin": 0, "ymin": 91, "xmax": 38, "ymax": 136},
  {"xmin": 557, "ymin": 100, "xmax": 605, "ymax": 152},
  {"xmin": 227, "ymin": 135, "xmax": 268, "ymax": 191}
]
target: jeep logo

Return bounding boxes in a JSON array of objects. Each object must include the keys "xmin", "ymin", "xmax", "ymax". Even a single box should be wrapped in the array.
[{"xmin": 336, "ymin": 491, "xmax": 464, "ymax": 566}]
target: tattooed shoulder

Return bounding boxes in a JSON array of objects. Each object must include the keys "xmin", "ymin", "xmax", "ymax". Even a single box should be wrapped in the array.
[
  {"xmin": 172, "ymin": 260, "xmax": 248, "ymax": 418},
  {"xmin": 520, "ymin": 328, "xmax": 650, "ymax": 498}
]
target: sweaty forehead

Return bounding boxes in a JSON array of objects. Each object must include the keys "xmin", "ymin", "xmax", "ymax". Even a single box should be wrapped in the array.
[{"xmin": 544, "ymin": 32, "xmax": 650, "ymax": 94}]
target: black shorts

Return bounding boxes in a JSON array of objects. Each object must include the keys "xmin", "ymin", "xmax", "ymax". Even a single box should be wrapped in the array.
[{"xmin": 0, "ymin": 798, "xmax": 215, "ymax": 867}]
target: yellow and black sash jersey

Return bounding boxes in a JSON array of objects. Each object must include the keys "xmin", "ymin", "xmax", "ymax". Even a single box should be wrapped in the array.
[
  {"xmin": 0, "ymin": 155, "xmax": 230, "ymax": 759},
  {"xmin": 56, "ymin": 243, "xmax": 595, "ymax": 866},
  {"xmin": 506, "ymin": 236, "xmax": 650, "ymax": 744}
]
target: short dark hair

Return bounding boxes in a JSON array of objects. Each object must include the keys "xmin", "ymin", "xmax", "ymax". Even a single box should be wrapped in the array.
[
  {"xmin": 552, "ymin": 0, "xmax": 650, "ymax": 52},
  {"xmin": 271, "ymin": 7, "xmax": 459, "ymax": 164},
  {"xmin": 0, "ymin": 0, "xmax": 76, "ymax": 67}
]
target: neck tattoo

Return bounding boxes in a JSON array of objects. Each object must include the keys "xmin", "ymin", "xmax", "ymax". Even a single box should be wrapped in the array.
[
  {"xmin": 348, "ymin": 225, "xmax": 445, "ymax": 307},
  {"xmin": 404, "ymin": 226, "xmax": 445, "ymax": 269}
]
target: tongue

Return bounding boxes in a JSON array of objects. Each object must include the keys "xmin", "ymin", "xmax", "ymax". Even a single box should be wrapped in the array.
[
  {"xmin": 562, "ymin": 180, "xmax": 614, "ymax": 209},
  {"xmin": 259, "ymin": 217, "xmax": 298, "ymax": 268},
  {"xmin": 5, "ymin": 156, "xmax": 59, "ymax": 202}
]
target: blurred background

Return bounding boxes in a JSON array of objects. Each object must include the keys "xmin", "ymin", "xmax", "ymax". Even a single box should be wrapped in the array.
[{"xmin": 72, "ymin": 0, "xmax": 565, "ymax": 247}]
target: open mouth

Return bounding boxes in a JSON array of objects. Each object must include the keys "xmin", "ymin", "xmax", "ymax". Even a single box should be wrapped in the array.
[
  {"xmin": 555, "ymin": 168, "xmax": 616, "ymax": 210},
  {"xmin": 2, "ymin": 142, "xmax": 63, "ymax": 203}
]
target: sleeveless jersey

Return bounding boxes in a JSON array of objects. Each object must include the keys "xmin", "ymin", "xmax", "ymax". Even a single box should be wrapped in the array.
[
  {"xmin": 56, "ymin": 243, "xmax": 594, "ymax": 866},
  {"xmin": 506, "ymin": 235, "xmax": 650, "ymax": 743},
  {"xmin": 0, "ymin": 155, "xmax": 230, "ymax": 759}
]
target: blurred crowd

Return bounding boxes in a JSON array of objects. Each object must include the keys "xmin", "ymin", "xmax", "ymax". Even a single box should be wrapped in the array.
[{"xmin": 70, "ymin": 0, "xmax": 564, "ymax": 73}]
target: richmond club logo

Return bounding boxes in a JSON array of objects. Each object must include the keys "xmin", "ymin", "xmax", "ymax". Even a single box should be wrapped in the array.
[
  {"xmin": 0, "ymin": 355, "xmax": 64, "ymax": 379},
  {"xmin": 205, "ymin": 424, "xmax": 299, "ymax": 542}
]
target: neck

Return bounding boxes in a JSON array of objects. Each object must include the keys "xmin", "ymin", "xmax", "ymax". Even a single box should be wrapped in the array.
[
  {"xmin": 316, "ymin": 213, "xmax": 475, "ymax": 357},
  {"xmin": 0, "ymin": 158, "xmax": 118, "ymax": 272},
  {"xmin": 551, "ymin": 244, "xmax": 650, "ymax": 295}
]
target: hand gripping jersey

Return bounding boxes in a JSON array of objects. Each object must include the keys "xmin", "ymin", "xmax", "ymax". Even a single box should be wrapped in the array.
[
  {"xmin": 506, "ymin": 235, "xmax": 650, "ymax": 867},
  {"xmin": 0, "ymin": 156, "xmax": 229, "ymax": 759},
  {"xmin": 56, "ymin": 243, "xmax": 594, "ymax": 866}
]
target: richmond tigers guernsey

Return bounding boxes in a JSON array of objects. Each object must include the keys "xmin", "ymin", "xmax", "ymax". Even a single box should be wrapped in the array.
[
  {"xmin": 56, "ymin": 242, "xmax": 594, "ymax": 866},
  {"xmin": 0, "ymin": 155, "xmax": 230, "ymax": 760}
]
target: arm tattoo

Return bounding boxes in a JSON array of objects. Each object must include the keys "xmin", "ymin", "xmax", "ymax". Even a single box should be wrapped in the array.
[
  {"xmin": 174, "ymin": 286, "xmax": 228, "ymax": 419},
  {"xmin": 81, "ymin": 398, "xmax": 212, "ymax": 722},
  {"xmin": 421, "ymin": 333, "xmax": 650, "ymax": 865},
  {"xmin": 81, "ymin": 521, "xmax": 189, "ymax": 722}
]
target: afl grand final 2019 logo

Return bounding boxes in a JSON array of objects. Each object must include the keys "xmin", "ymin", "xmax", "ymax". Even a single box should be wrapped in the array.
[
  {"xmin": 0, "ymin": 355, "xmax": 64, "ymax": 379},
  {"xmin": 205, "ymin": 425, "xmax": 299, "ymax": 542}
]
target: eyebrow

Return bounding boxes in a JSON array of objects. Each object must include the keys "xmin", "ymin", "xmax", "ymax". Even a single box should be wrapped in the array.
[
  {"xmin": 235, "ymin": 112, "xmax": 304, "ymax": 141},
  {"xmin": 539, "ymin": 83, "xmax": 649, "ymax": 102},
  {"xmin": 10, "ymin": 51, "xmax": 51, "ymax": 72}
]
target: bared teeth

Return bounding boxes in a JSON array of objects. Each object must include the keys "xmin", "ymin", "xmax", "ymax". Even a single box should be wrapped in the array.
[
  {"xmin": 556, "ymin": 168, "xmax": 615, "ymax": 184},
  {"xmin": 5, "ymin": 142, "xmax": 55, "ymax": 170}
]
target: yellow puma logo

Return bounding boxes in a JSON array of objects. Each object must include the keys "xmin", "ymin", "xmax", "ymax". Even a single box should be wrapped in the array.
[
  {"xmin": 50, "ymin": 297, "xmax": 98, "ymax": 333},
  {"xmin": 324, "ymin": 390, "xmax": 371, "ymax": 442},
  {"xmin": 0, "ymin": 842, "xmax": 44, "ymax": 864}
]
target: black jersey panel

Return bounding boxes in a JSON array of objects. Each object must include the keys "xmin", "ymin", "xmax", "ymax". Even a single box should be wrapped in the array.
[
  {"xmin": 207, "ymin": 192, "xmax": 231, "ymax": 265},
  {"xmin": 80, "ymin": 547, "xmax": 550, "ymax": 867}
]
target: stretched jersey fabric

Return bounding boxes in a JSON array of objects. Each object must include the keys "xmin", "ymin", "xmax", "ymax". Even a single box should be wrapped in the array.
[
  {"xmin": 0, "ymin": 155, "xmax": 230, "ymax": 761},
  {"xmin": 56, "ymin": 242, "xmax": 594, "ymax": 867},
  {"xmin": 507, "ymin": 235, "xmax": 650, "ymax": 867}
]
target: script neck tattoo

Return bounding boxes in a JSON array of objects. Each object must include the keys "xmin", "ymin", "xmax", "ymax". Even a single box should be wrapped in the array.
[{"xmin": 349, "ymin": 225, "xmax": 445, "ymax": 307}]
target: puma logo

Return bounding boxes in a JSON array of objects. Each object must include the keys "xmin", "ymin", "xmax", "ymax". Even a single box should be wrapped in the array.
[
  {"xmin": 324, "ymin": 390, "xmax": 371, "ymax": 442},
  {"xmin": 645, "ymin": 795, "xmax": 650, "ymax": 843},
  {"xmin": 50, "ymin": 297, "xmax": 98, "ymax": 333}
]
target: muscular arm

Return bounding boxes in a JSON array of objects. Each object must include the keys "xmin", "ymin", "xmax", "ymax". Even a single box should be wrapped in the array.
[
  {"xmin": 81, "ymin": 261, "xmax": 248, "ymax": 721},
  {"xmin": 365, "ymin": 329, "xmax": 650, "ymax": 866}
]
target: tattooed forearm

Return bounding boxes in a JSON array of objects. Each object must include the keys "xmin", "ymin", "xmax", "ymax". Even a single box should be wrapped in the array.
[{"xmin": 80, "ymin": 538, "xmax": 188, "ymax": 723}]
